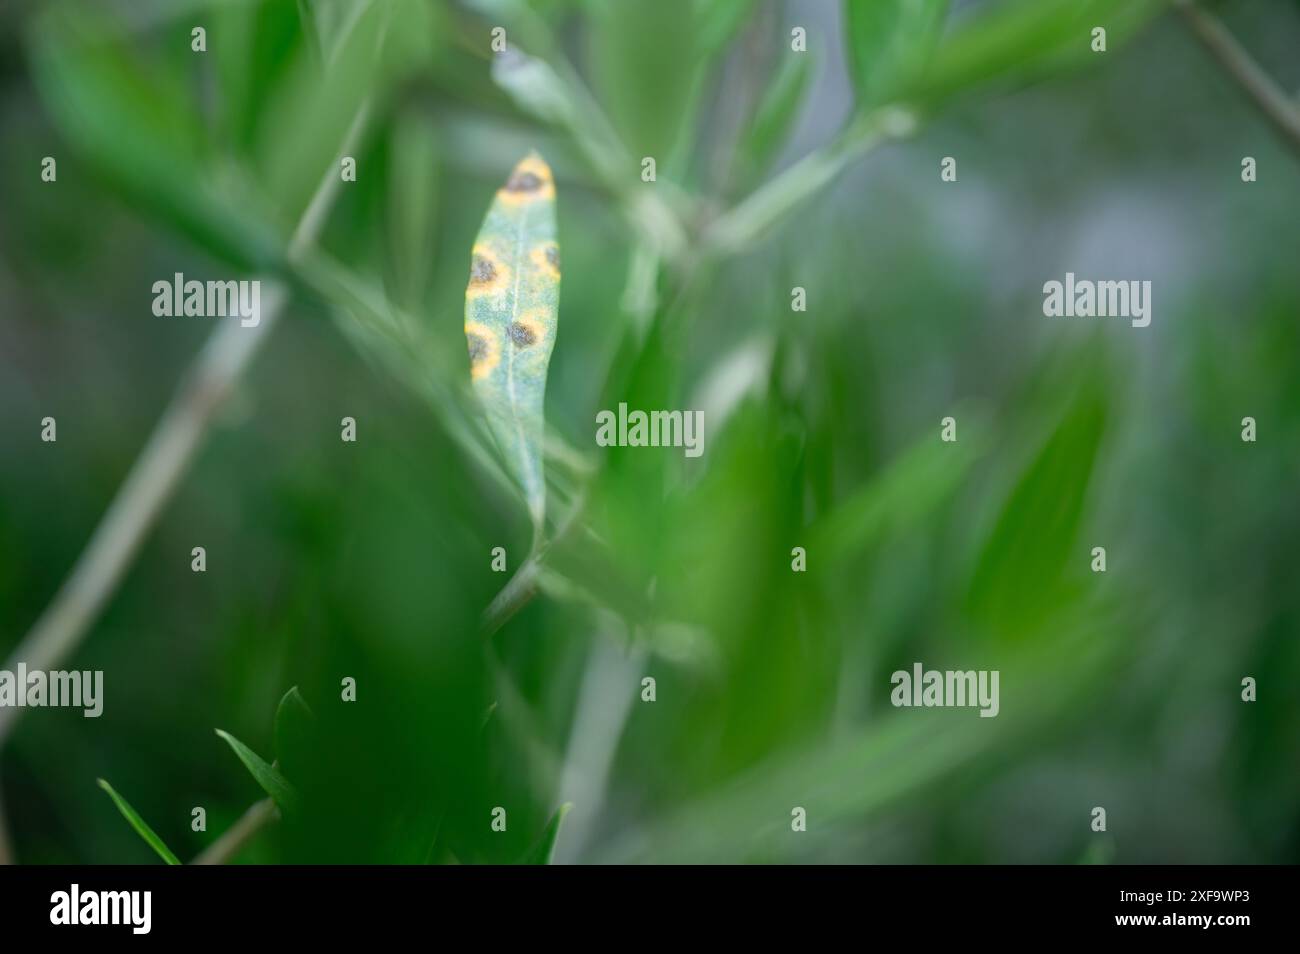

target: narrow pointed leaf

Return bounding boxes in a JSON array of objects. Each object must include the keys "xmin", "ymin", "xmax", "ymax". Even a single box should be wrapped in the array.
[
  {"xmin": 914, "ymin": 0, "xmax": 1160, "ymax": 105},
  {"xmin": 965, "ymin": 376, "xmax": 1109, "ymax": 640},
  {"xmin": 215, "ymin": 729, "xmax": 300, "ymax": 813},
  {"xmin": 463, "ymin": 152, "xmax": 561, "ymax": 529},
  {"xmin": 733, "ymin": 51, "xmax": 813, "ymax": 190},
  {"xmin": 96, "ymin": 779, "xmax": 182, "ymax": 865},
  {"xmin": 273, "ymin": 686, "xmax": 315, "ymax": 776},
  {"xmin": 845, "ymin": 0, "xmax": 949, "ymax": 107},
  {"xmin": 696, "ymin": 0, "xmax": 757, "ymax": 56},
  {"xmin": 520, "ymin": 802, "xmax": 572, "ymax": 864}
]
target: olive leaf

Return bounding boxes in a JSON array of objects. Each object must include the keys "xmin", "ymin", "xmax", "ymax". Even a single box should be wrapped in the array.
[
  {"xmin": 913, "ymin": 0, "xmax": 1161, "ymax": 105},
  {"xmin": 463, "ymin": 152, "xmax": 561, "ymax": 532},
  {"xmin": 96, "ymin": 779, "xmax": 182, "ymax": 865},
  {"xmin": 215, "ymin": 729, "xmax": 300, "ymax": 814},
  {"xmin": 844, "ymin": 0, "xmax": 950, "ymax": 108},
  {"xmin": 273, "ymin": 685, "xmax": 315, "ymax": 777},
  {"xmin": 519, "ymin": 802, "xmax": 571, "ymax": 865},
  {"xmin": 732, "ymin": 51, "xmax": 814, "ymax": 191}
]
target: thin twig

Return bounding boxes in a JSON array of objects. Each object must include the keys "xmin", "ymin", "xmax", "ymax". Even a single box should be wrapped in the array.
[
  {"xmin": 0, "ymin": 103, "xmax": 372, "ymax": 864},
  {"xmin": 191, "ymin": 798, "xmax": 278, "ymax": 865},
  {"xmin": 0, "ymin": 311, "xmax": 281, "ymax": 750},
  {"xmin": 480, "ymin": 490, "xmax": 588, "ymax": 638},
  {"xmin": 1174, "ymin": 0, "xmax": 1300, "ymax": 155},
  {"xmin": 702, "ymin": 106, "xmax": 917, "ymax": 256},
  {"xmin": 552, "ymin": 638, "xmax": 646, "ymax": 863}
]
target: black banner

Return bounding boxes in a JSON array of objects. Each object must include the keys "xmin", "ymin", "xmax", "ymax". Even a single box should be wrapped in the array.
[{"xmin": 0, "ymin": 864, "xmax": 1288, "ymax": 940}]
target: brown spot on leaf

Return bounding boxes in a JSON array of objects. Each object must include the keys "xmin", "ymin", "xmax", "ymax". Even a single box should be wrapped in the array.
[
  {"xmin": 467, "ymin": 333, "xmax": 488, "ymax": 362},
  {"xmin": 545, "ymin": 245, "xmax": 559, "ymax": 269},
  {"xmin": 470, "ymin": 255, "xmax": 496, "ymax": 284},
  {"xmin": 509, "ymin": 321, "xmax": 537, "ymax": 347},
  {"xmin": 505, "ymin": 170, "xmax": 543, "ymax": 193}
]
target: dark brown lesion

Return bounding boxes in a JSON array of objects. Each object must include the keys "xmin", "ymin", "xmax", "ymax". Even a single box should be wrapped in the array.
[
  {"xmin": 505, "ymin": 170, "xmax": 543, "ymax": 193},
  {"xmin": 467, "ymin": 333, "xmax": 488, "ymax": 361},
  {"xmin": 470, "ymin": 254, "xmax": 497, "ymax": 284},
  {"xmin": 508, "ymin": 321, "xmax": 537, "ymax": 347},
  {"xmin": 545, "ymin": 245, "xmax": 560, "ymax": 270}
]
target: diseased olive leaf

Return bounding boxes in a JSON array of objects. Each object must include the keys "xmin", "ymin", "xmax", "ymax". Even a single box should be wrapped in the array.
[{"xmin": 464, "ymin": 152, "xmax": 561, "ymax": 530}]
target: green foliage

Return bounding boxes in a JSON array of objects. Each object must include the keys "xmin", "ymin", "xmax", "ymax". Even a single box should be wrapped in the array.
[
  {"xmin": 273, "ymin": 686, "xmax": 316, "ymax": 778},
  {"xmin": 732, "ymin": 50, "xmax": 814, "ymax": 190},
  {"xmin": 215, "ymin": 730, "xmax": 301, "ymax": 814},
  {"xmin": 586, "ymin": 0, "xmax": 703, "ymax": 170},
  {"xmin": 5, "ymin": 0, "xmax": 1297, "ymax": 868},
  {"xmin": 385, "ymin": 114, "xmax": 442, "ymax": 310},
  {"xmin": 28, "ymin": 7, "xmax": 282, "ymax": 270},
  {"xmin": 695, "ymin": 0, "xmax": 757, "ymax": 56},
  {"xmin": 966, "ymin": 362, "xmax": 1110, "ymax": 640},
  {"xmin": 915, "ymin": 0, "xmax": 1162, "ymax": 105},
  {"xmin": 96, "ymin": 779, "xmax": 182, "ymax": 865},
  {"xmin": 844, "ymin": 0, "xmax": 950, "ymax": 107},
  {"xmin": 519, "ymin": 803, "xmax": 571, "ymax": 864},
  {"xmin": 811, "ymin": 409, "xmax": 989, "ymax": 562}
]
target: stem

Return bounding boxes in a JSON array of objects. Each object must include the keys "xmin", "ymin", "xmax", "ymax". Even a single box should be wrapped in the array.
[
  {"xmin": 551, "ymin": 638, "xmax": 646, "ymax": 863},
  {"xmin": 480, "ymin": 490, "xmax": 588, "ymax": 638},
  {"xmin": 1174, "ymin": 0, "xmax": 1300, "ymax": 154},
  {"xmin": 191, "ymin": 798, "xmax": 278, "ymax": 865},
  {"xmin": 702, "ymin": 107, "xmax": 917, "ymax": 256},
  {"xmin": 0, "ymin": 103, "xmax": 371, "ymax": 863},
  {"xmin": 0, "ymin": 309, "xmax": 282, "ymax": 755}
]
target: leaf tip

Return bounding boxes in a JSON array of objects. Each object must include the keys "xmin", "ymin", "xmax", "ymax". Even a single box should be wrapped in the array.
[{"xmin": 498, "ymin": 151, "xmax": 555, "ymax": 202}]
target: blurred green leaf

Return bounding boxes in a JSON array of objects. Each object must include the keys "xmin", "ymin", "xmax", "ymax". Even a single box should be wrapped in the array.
[
  {"xmin": 255, "ymin": 0, "xmax": 438, "ymax": 226},
  {"xmin": 732, "ymin": 50, "xmax": 813, "ymax": 190},
  {"xmin": 215, "ymin": 729, "xmax": 300, "ymax": 813},
  {"xmin": 273, "ymin": 686, "xmax": 315, "ymax": 777},
  {"xmin": 586, "ymin": 0, "xmax": 702, "ymax": 169},
  {"xmin": 811, "ymin": 407, "xmax": 989, "ymax": 562},
  {"xmin": 966, "ymin": 372, "xmax": 1109, "ymax": 639},
  {"xmin": 386, "ymin": 114, "xmax": 441, "ymax": 310},
  {"xmin": 463, "ymin": 153, "xmax": 561, "ymax": 532},
  {"xmin": 696, "ymin": 0, "xmax": 757, "ymax": 55},
  {"xmin": 597, "ymin": 614, "xmax": 1130, "ymax": 862},
  {"xmin": 296, "ymin": 0, "xmax": 325, "ymax": 61},
  {"xmin": 29, "ymin": 7, "xmax": 283, "ymax": 270},
  {"xmin": 296, "ymin": 0, "xmax": 358, "ymax": 63},
  {"xmin": 213, "ymin": 0, "xmax": 303, "ymax": 149},
  {"xmin": 96, "ymin": 779, "xmax": 182, "ymax": 865},
  {"xmin": 519, "ymin": 802, "xmax": 571, "ymax": 863},
  {"xmin": 844, "ymin": 0, "xmax": 949, "ymax": 108},
  {"xmin": 254, "ymin": 1, "xmax": 383, "ymax": 225},
  {"xmin": 915, "ymin": 0, "xmax": 1160, "ymax": 105}
]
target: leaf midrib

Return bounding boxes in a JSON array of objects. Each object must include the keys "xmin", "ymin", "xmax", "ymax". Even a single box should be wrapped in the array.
[{"xmin": 506, "ymin": 194, "xmax": 535, "ymax": 508}]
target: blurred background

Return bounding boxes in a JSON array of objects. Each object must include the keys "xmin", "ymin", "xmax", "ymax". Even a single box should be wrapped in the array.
[{"xmin": 1, "ymin": 0, "xmax": 1298, "ymax": 864}]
